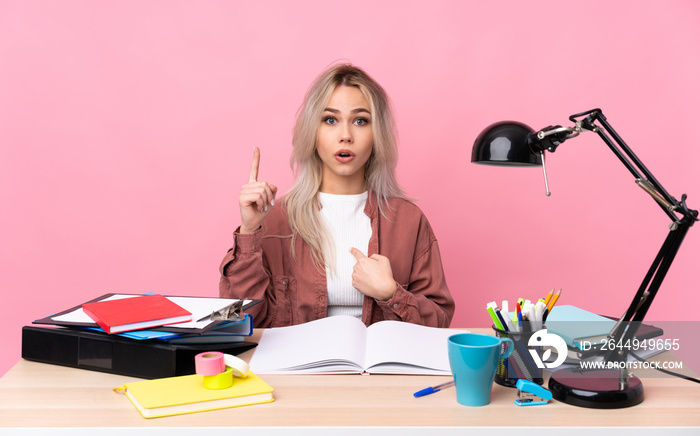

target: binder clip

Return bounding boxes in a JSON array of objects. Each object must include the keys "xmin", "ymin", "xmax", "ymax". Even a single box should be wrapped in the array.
[
  {"xmin": 197, "ymin": 299, "xmax": 244, "ymax": 322},
  {"xmin": 514, "ymin": 379, "xmax": 552, "ymax": 406}
]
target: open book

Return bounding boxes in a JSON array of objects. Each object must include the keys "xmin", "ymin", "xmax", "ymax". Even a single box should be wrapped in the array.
[{"xmin": 248, "ymin": 316, "xmax": 464, "ymax": 375}]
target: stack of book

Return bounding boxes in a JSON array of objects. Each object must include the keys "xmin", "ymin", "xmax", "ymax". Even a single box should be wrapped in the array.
[
  {"xmin": 25, "ymin": 293, "xmax": 275, "ymax": 418},
  {"xmin": 23, "ymin": 293, "xmax": 262, "ymax": 378}
]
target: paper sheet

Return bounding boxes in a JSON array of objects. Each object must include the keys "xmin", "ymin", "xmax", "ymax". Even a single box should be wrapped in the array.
[{"xmin": 52, "ymin": 294, "xmax": 252, "ymax": 329}]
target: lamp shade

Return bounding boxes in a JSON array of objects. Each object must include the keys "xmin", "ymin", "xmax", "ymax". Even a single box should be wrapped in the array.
[{"xmin": 471, "ymin": 121, "xmax": 541, "ymax": 166}]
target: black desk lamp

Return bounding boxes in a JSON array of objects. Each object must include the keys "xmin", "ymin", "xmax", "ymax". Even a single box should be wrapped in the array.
[{"xmin": 471, "ymin": 109, "xmax": 698, "ymax": 408}]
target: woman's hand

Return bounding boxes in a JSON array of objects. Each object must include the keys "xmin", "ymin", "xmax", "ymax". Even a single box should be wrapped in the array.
[
  {"xmin": 239, "ymin": 147, "xmax": 277, "ymax": 234},
  {"xmin": 349, "ymin": 247, "xmax": 397, "ymax": 301}
]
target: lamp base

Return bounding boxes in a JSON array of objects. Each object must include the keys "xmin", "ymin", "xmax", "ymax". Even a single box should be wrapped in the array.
[{"xmin": 548, "ymin": 368, "xmax": 644, "ymax": 409}]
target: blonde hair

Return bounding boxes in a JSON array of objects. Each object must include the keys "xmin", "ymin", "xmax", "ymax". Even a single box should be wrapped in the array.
[{"xmin": 284, "ymin": 63, "xmax": 407, "ymax": 269}]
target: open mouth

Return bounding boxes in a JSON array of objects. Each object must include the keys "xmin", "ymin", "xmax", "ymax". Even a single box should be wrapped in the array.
[{"xmin": 335, "ymin": 150, "xmax": 355, "ymax": 162}]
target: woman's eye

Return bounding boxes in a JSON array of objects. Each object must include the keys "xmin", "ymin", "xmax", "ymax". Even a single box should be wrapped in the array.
[
  {"xmin": 354, "ymin": 118, "xmax": 369, "ymax": 126},
  {"xmin": 322, "ymin": 116, "xmax": 337, "ymax": 125}
]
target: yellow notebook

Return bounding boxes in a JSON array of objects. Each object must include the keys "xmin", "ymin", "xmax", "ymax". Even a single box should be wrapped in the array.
[{"xmin": 118, "ymin": 371, "xmax": 274, "ymax": 418}]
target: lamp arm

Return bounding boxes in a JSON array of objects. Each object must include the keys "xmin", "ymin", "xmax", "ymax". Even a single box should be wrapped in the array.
[
  {"xmin": 571, "ymin": 109, "xmax": 691, "ymax": 224},
  {"xmin": 558, "ymin": 109, "xmax": 698, "ymax": 363},
  {"xmin": 635, "ymin": 179, "xmax": 677, "ymax": 214},
  {"xmin": 604, "ymin": 219, "xmax": 692, "ymax": 363}
]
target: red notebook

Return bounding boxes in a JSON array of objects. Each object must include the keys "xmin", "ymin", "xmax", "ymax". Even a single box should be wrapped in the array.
[{"xmin": 82, "ymin": 294, "xmax": 192, "ymax": 334}]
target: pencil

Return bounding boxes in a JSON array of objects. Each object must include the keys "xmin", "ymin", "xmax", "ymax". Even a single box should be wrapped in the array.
[
  {"xmin": 542, "ymin": 289, "xmax": 554, "ymax": 306},
  {"xmin": 546, "ymin": 289, "xmax": 561, "ymax": 312}
]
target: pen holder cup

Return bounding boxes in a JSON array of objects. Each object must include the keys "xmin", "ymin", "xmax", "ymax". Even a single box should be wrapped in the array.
[{"xmin": 492, "ymin": 323, "xmax": 544, "ymax": 387}]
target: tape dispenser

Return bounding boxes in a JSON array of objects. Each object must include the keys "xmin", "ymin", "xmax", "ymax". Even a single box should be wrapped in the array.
[{"xmin": 195, "ymin": 351, "xmax": 249, "ymax": 390}]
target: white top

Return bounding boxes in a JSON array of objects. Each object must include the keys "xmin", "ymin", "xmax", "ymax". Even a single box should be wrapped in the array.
[{"xmin": 318, "ymin": 191, "xmax": 372, "ymax": 319}]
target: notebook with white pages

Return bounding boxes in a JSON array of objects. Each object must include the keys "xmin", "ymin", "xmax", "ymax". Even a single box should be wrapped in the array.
[{"xmin": 249, "ymin": 315, "xmax": 465, "ymax": 375}]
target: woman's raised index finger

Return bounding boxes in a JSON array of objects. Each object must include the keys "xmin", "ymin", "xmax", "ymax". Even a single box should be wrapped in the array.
[{"xmin": 248, "ymin": 147, "xmax": 260, "ymax": 183}]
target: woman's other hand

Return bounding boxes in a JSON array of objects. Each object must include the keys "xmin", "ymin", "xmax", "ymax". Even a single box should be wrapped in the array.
[
  {"xmin": 350, "ymin": 247, "xmax": 397, "ymax": 301},
  {"xmin": 239, "ymin": 147, "xmax": 278, "ymax": 234}
]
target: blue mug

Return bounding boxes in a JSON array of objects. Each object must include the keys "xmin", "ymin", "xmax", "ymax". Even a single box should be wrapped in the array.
[{"xmin": 448, "ymin": 333, "xmax": 514, "ymax": 406}]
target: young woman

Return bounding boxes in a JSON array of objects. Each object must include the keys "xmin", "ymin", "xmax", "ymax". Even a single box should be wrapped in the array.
[{"xmin": 219, "ymin": 64, "xmax": 454, "ymax": 328}]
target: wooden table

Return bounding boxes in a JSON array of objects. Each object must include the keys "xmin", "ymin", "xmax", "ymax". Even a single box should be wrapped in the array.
[{"xmin": 1, "ymin": 328, "xmax": 699, "ymax": 435}]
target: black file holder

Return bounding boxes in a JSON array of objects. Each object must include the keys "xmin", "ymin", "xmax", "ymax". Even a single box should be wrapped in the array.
[{"xmin": 21, "ymin": 325, "xmax": 257, "ymax": 379}]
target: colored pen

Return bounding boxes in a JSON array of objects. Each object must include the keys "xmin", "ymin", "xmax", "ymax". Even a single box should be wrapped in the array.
[
  {"xmin": 535, "ymin": 300, "xmax": 546, "ymax": 315},
  {"xmin": 500, "ymin": 307, "xmax": 516, "ymax": 332},
  {"xmin": 486, "ymin": 303, "xmax": 504, "ymax": 330},
  {"xmin": 413, "ymin": 380, "xmax": 455, "ymax": 397},
  {"xmin": 495, "ymin": 309, "xmax": 509, "ymax": 332},
  {"xmin": 525, "ymin": 304, "xmax": 537, "ymax": 329},
  {"xmin": 517, "ymin": 307, "xmax": 523, "ymax": 332},
  {"xmin": 535, "ymin": 300, "xmax": 546, "ymax": 328},
  {"xmin": 501, "ymin": 300, "xmax": 509, "ymax": 318},
  {"xmin": 520, "ymin": 302, "xmax": 529, "ymax": 320}
]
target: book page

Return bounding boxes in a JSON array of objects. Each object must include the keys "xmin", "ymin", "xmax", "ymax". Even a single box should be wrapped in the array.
[
  {"xmin": 249, "ymin": 316, "xmax": 368, "ymax": 374},
  {"xmin": 364, "ymin": 321, "xmax": 465, "ymax": 375}
]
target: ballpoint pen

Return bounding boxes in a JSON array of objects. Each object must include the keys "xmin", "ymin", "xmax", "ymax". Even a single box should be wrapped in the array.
[{"xmin": 413, "ymin": 380, "xmax": 455, "ymax": 397}]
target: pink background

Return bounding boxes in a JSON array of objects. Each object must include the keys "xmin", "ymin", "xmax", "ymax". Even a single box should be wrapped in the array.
[{"xmin": 1, "ymin": 1, "xmax": 699, "ymax": 376}]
